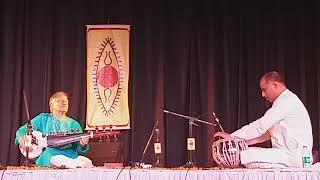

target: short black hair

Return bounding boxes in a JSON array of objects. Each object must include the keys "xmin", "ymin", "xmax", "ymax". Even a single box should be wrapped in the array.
[{"xmin": 261, "ymin": 71, "xmax": 285, "ymax": 84}]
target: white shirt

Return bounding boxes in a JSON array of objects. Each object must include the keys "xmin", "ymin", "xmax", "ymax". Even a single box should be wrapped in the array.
[{"xmin": 232, "ymin": 89, "xmax": 313, "ymax": 153}]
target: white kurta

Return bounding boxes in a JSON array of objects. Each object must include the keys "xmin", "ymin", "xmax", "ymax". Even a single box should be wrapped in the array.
[{"xmin": 231, "ymin": 89, "xmax": 313, "ymax": 168}]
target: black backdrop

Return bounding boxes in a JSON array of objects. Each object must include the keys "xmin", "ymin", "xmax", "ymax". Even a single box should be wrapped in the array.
[{"xmin": 1, "ymin": 0, "xmax": 320, "ymax": 167}]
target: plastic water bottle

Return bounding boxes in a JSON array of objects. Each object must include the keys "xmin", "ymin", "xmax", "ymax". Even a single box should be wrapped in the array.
[{"xmin": 302, "ymin": 146, "xmax": 312, "ymax": 168}]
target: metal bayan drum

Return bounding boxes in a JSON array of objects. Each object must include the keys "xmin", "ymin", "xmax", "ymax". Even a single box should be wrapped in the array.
[{"xmin": 212, "ymin": 138, "xmax": 248, "ymax": 167}]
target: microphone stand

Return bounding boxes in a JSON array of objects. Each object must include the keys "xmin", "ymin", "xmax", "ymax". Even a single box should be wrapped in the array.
[
  {"xmin": 164, "ymin": 110, "xmax": 213, "ymax": 167},
  {"xmin": 137, "ymin": 120, "xmax": 159, "ymax": 168},
  {"xmin": 153, "ymin": 128, "xmax": 161, "ymax": 167}
]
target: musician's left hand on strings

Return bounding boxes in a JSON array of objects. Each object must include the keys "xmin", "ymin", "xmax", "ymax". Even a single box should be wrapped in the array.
[
  {"xmin": 80, "ymin": 137, "xmax": 89, "ymax": 147},
  {"xmin": 213, "ymin": 131, "xmax": 231, "ymax": 139},
  {"xmin": 18, "ymin": 136, "xmax": 35, "ymax": 153}
]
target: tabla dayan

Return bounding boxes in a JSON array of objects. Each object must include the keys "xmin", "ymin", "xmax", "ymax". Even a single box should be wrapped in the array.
[{"xmin": 212, "ymin": 138, "xmax": 248, "ymax": 167}]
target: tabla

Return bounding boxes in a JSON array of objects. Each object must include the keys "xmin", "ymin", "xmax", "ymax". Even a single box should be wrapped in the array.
[{"xmin": 212, "ymin": 138, "xmax": 248, "ymax": 167}]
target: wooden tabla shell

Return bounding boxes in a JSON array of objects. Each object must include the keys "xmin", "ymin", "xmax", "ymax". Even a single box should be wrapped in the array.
[{"xmin": 212, "ymin": 138, "xmax": 248, "ymax": 167}]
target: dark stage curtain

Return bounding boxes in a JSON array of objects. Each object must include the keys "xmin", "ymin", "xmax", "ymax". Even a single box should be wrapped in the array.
[{"xmin": 1, "ymin": 0, "xmax": 320, "ymax": 167}]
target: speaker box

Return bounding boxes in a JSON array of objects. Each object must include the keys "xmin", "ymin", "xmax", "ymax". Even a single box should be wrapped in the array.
[{"xmin": 86, "ymin": 141, "xmax": 123, "ymax": 166}]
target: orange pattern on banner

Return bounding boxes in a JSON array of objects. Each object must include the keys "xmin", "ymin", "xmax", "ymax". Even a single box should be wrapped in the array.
[{"xmin": 86, "ymin": 25, "xmax": 130, "ymax": 130}]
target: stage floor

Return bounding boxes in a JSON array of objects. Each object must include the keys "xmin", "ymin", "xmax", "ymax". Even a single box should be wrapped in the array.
[{"xmin": 1, "ymin": 166, "xmax": 320, "ymax": 180}]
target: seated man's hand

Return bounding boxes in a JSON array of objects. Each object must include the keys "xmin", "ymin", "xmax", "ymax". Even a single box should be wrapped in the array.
[
  {"xmin": 80, "ymin": 137, "xmax": 89, "ymax": 147},
  {"xmin": 19, "ymin": 136, "xmax": 26, "ymax": 147},
  {"xmin": 19, "ymin": 136, "xmax": 34, "ymax": 152},
  {"xmin": 213, "ymin": 132, "xmax": 231, "ymax": 139}
]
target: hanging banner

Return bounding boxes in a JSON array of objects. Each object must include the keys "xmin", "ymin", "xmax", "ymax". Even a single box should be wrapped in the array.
[{"xmin": 86, "ymin": 24, "xmax": 130, "ymax": 130}]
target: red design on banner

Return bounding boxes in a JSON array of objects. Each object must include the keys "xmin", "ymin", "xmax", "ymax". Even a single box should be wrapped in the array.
[{"xmin": 97, "ymin": 65, "xmax": 119, "ymax": 88}]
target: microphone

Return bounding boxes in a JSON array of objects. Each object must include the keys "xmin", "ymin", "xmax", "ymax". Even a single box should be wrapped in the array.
[{"xmin": 212, "ymin": 112, "xmax": 225, "ymax": 132}]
